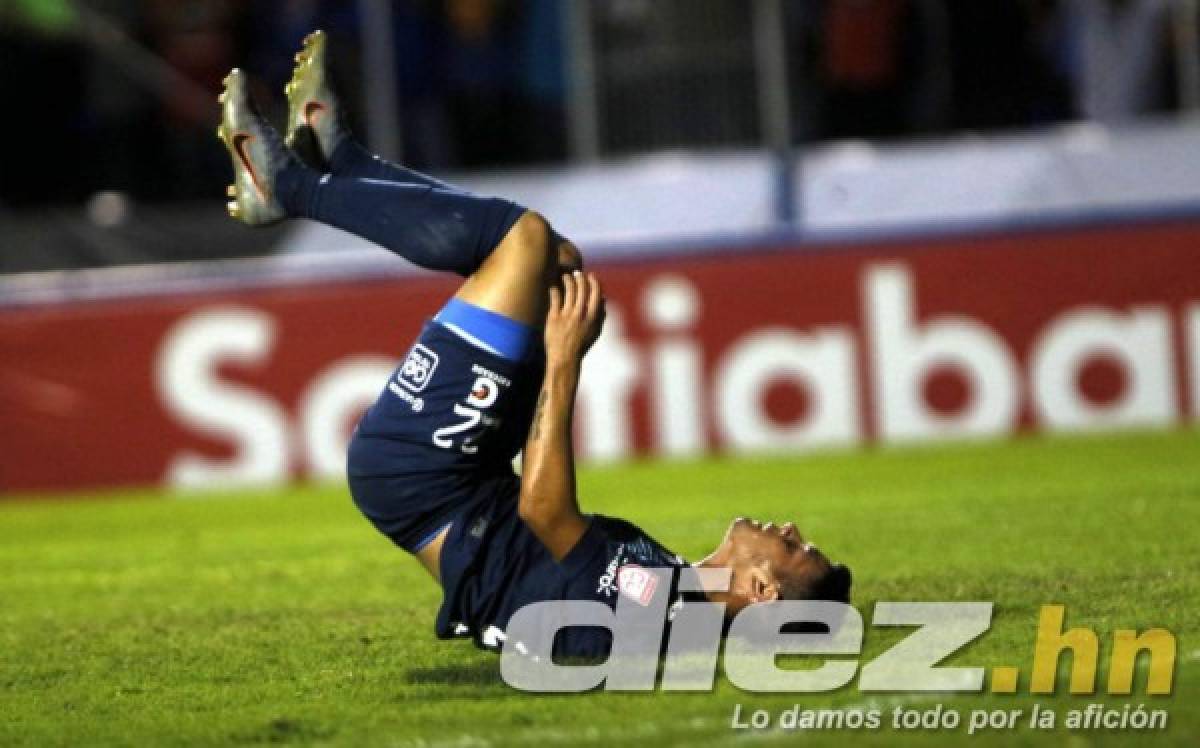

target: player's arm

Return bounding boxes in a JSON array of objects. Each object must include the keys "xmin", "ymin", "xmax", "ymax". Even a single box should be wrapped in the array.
[{"xmin": 517, "ymin": 271, "xmax": 605, "ymax": 561}]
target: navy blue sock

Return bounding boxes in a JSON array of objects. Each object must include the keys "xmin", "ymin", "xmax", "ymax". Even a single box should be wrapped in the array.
[
  {"xmin": 328, "ymin": 138, "xmax": 456, "ymax": 191},
  {"xmin": 276, "ymin": 161, "xmax": 525, "ymax": 277}
]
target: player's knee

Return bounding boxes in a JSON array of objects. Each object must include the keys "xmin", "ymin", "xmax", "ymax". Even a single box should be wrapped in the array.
[
  {"xmin": 508, "ymin": 211, "xmax": 553, "ymax": 262},
  {"xmin": 493, "ymin": 210, "xmax": 578, "ymax": 287},
  {"xmin": 515, "ymin": 212, "xmax": 583, "ymax": 274}
]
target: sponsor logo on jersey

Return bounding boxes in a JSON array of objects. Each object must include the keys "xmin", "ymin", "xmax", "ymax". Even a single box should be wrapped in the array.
[
  {"xmin": 468, "ymin": 377, "xmax": 500, "ymax": 408},
  {"xmin": 616, "ymin": 564, "xmax": 659, "ymax": 606},
  {"xmin": 397, "ymin": 344, "xmax": 439, "ymax": 392}
]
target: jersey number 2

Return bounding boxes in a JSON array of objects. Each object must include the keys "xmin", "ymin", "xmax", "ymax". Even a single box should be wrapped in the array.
[{"xmin": 432, "ymin": 376, "xmax": 500, "ymax": 454}]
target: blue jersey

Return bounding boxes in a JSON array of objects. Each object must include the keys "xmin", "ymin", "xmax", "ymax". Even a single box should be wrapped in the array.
[
  {"xmin": 436, "ymin": 478, "xmax": 686, "ymax": 658},
  {"xmin": 347, "ymin": 318, "xmax": 686, "ymax": 659}
]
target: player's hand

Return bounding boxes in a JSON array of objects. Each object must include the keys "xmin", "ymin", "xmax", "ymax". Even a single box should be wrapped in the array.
[{"xmin": 545, "ymin": 271, "xmax": 605, "ymax": 366}]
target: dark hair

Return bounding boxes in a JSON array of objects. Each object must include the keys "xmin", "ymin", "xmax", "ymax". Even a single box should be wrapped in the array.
[
  {"xmin": 716, "ymin": 564, "xmax": 854, "ymax": 638},
  {"xmin": 781, "ymin": 563, "xmax": 853, "ymax": 604},
  {"xmin": 775, "ymin": 564, "xmax": 853, "ymax": 635}
]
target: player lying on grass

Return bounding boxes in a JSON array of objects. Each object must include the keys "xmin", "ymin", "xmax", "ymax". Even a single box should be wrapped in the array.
[{"xmin": 216, "ymin": 31, "xmax": 850, "ymax": 658}]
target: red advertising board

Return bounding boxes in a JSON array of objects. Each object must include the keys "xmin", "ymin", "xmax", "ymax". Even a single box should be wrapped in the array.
[{"xmin": 2, "ymin": 220, "xmax": 1199, "ymax": 494}]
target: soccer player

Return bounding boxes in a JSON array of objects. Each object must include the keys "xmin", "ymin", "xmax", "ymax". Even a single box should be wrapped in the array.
[{"xmin": 216, "ymin": 31, "xmax": 850, "ymax": 658}]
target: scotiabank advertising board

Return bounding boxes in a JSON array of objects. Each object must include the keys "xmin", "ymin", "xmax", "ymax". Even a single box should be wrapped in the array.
[{"xmin": 2, "ymin": 220, "xmax": 1199, "ymax": 494}]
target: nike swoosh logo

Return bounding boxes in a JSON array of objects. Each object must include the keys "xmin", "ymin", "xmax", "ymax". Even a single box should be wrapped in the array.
[
  {"xmin": 232, "ymin": 132, "xmax": 267, "ymax": 200},
  {"xmin": 304, "ymin": 100, "xmax": 326, "ymax": 128}
]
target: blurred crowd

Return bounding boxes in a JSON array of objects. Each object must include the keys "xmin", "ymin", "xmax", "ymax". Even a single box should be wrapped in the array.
[
  {"xmin": 0, "ymin": 0, "xmax": 1189, "ymax": 208},
  {"xmin": 791, "ymin": 0, "xmax": 1183, "ymax": 141},
  {"xmin": 1, "ymin": 0, "xmax": 568, "ymax": 206}
]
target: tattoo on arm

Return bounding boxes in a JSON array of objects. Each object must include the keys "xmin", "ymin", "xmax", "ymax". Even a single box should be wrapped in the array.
[{"xmin": 529, "ymin": 389, "xmax": 549, "ymax": 441}]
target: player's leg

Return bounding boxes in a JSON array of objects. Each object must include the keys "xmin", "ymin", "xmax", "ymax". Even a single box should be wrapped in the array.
[
  {"xmin": 275, "ymin": 168, "xmax": 585, "ymax": 325},
  {"xmin": 285, "ymin": 30, "xmax": 453, "ymax": 188},
  {"xmin": 219, "ymin": 67, "xmax": 581, "ymax": 328},
  {"xmin": 282, "ymin": 29, "xmax": 584, "ymax": 325},
  {"xmin": 284, "ymin": 27, "xmax": 580, "ymax": 274},
  {"xmin": 278, "ymin": 167, "xmax": 528, "ymax": 278}
]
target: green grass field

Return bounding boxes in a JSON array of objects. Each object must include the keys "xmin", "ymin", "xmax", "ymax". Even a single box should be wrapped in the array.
[{"xmin": 1, "ymin": 431, "xmax": 1197, "ymax": 747}]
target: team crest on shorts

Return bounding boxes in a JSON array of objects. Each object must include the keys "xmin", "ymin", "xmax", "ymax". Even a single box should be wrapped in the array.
[
  {"xmin": 398, "ymin": 344, "xmax": 439, "ymax": 392},
  {"xmin": 616, "ymin": 564, "xmax": 659, "ymax": 607}
]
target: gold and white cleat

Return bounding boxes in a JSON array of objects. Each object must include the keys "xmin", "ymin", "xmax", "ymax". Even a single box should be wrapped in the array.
[
  {"xmin": 216, "ymin": 68, "xmax": 291, "ymax": 226},
  {"xmin": 284, "ymin": 29, "xmax": 347, "ymax": 169}
]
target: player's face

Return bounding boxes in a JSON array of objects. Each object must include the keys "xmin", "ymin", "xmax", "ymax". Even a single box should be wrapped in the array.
[{"xmin": 725, "ymin": 516, "xmax": 839, "ymax": 596}]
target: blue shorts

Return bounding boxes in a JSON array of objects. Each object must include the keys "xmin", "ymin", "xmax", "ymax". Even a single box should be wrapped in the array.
[{"xmin": 347, "ymin": 312, "xmax": 542, "ymax": 553}]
